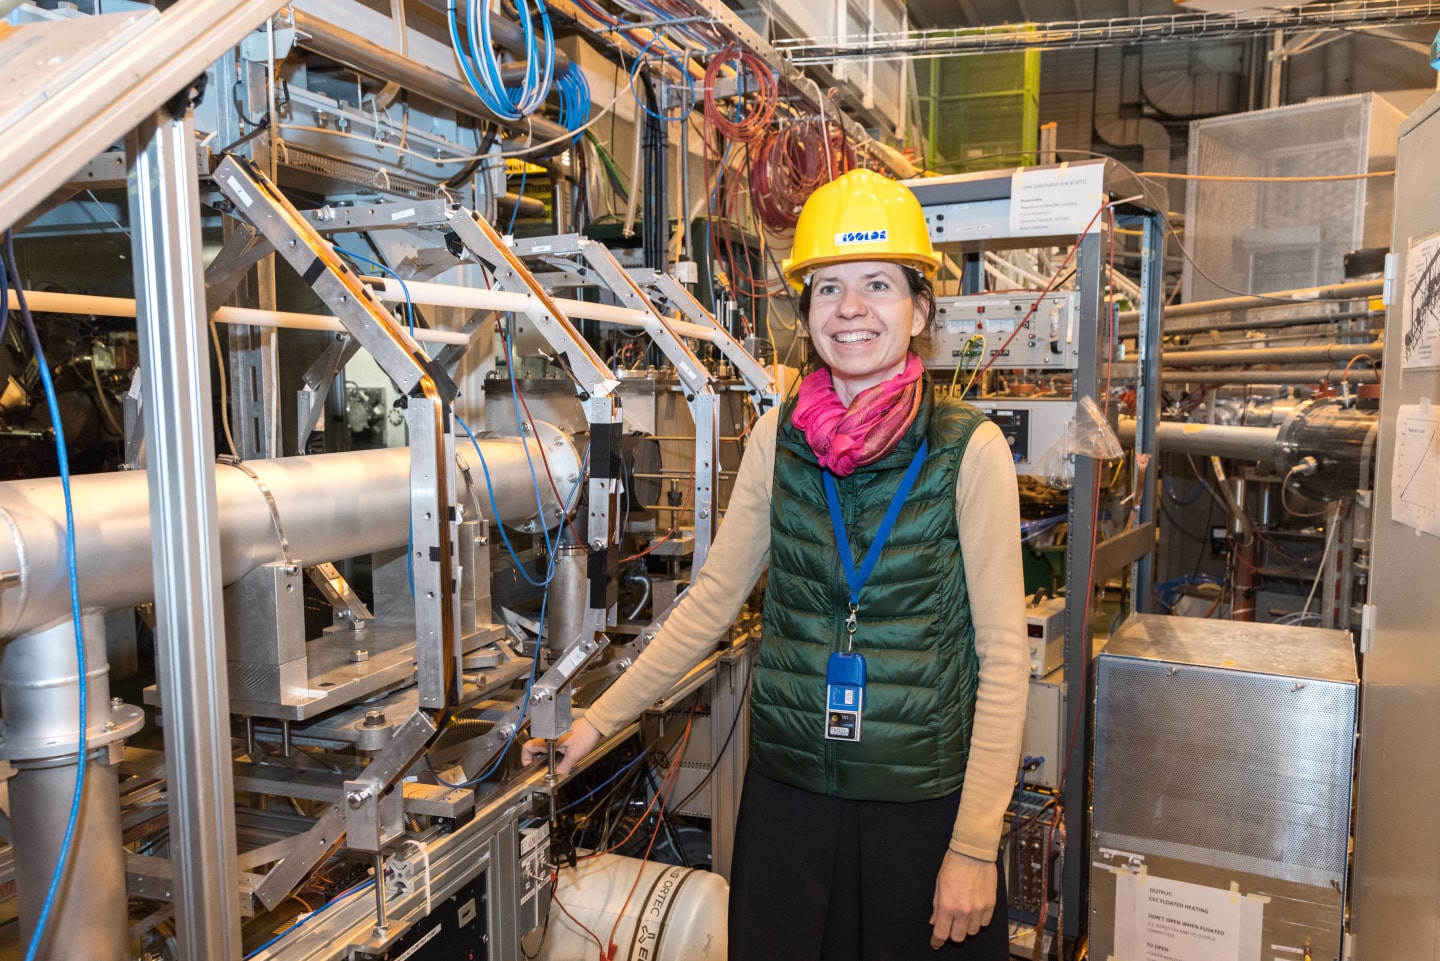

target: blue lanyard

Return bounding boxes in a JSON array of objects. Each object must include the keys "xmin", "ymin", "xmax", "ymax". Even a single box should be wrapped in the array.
[{"xmin": 823, "ymin": 439, "xmax": 929, "ymax": 648}]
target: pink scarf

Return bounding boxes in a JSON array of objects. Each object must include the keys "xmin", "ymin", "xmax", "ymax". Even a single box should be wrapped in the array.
[{"xmin": 791, "ymin": 354, "xmax": 925, "ymax": 477}]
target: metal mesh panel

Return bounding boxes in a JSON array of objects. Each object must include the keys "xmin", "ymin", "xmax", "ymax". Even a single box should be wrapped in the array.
[
  {"xmin": 1094, "ymin": 658, "xmax": 1355, "ymax": 882},
  {"xmin": 1182, "ymin": 95, "xmax": 1399, "ymax": 302}
]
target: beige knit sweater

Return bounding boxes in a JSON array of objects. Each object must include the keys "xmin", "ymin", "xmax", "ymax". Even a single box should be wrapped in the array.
[{"xmin": 583, "ymin": 408, "xmax": 1030, "ymax": 860}]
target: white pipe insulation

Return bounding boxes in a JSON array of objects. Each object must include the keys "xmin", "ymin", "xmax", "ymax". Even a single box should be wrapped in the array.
[
  {"xmin": 8, "ymin": 283, "xmax": 718, "ymax": 347},
  {"xmin": 0, "ymin": 432, "xmax": 578, "ymax": 641}
]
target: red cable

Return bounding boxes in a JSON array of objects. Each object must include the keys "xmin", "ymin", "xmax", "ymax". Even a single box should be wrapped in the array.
[
  {"xmin": 601, "ymin": 711, "xmax": 695, "ymax": 959},
  {"xmin": 703, "ymin": 47, "xmax": 777, "ymax": 143},
  {"xmin": 551, "ymin": 880, "xmax": 608, "ymax": 961}
]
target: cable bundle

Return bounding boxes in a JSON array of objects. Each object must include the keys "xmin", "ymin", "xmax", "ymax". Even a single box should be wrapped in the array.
[
  {"xmin": 447, "ymin": 0, "xmax": 555, "ymax": 122},
  {"xmin": 703, "ymin": 45, "xmax": 777, "ymax": 143},
  {"xmin": 554, "ymin": 64, "xmax": 590, "ymax": 138},
  {"xmin": 749, "ymin": 118, "xmax": 852, "ymax": 233}
]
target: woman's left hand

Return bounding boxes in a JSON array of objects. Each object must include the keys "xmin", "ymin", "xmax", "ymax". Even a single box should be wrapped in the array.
[{"xmin": 929, "ymin": 849, "xmax": 997, "ymax": 949}]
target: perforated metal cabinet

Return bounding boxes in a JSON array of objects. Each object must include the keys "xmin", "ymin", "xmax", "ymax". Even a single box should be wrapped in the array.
[{"xmin": 1090, "ymin": 614, "xmax": 1357, "ymax": 961}]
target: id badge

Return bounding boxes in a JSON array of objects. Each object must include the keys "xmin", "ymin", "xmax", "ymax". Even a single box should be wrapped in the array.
[{"xmin": 824, "ymin": 651, "xmax": 866, "ymax": 742}]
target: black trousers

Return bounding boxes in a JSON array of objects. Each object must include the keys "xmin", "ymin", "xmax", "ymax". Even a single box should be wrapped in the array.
[{"xmin": 728, "ymin": 770, "xmax": 1010, "ymax": 961}]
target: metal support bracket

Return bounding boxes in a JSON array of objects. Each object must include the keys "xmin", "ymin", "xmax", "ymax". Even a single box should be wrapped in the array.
[
  {"xmin": 295, "ymin": 333, "xmax": 361, "ymax": 450},
  {"xmin": 212, "ymin": 154, "xmax": 463, "ymax": 711}
]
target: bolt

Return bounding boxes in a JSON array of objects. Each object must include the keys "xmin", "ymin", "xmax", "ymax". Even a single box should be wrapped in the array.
[
  {"xmin": 592, "ymin": 538, "xmax": 604, "ymax": 550},
  {"xmin": 347, "ymin": 789, "xmax": 370, "ymax": 809},
  {"xmin": 699, "ymin": 508, "xmax": 710, "ymax": 519},
  {"xmin": 103, "ymin": 721, "xmax": 116, "ymax": 732},
  {"xmin": 111, "ymin": 696, "xmax": 124, "ymax": 710},
  {"xmin": 363, "ymin": 710, "xmax": 386, "ymax": 727},
  {"xmin": 351, "ymin": 649, "xmax": 370, "ymax": 663}
]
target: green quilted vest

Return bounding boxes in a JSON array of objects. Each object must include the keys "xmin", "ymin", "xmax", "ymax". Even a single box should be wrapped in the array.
[{"xmin": 749, "ymin": 387, "xmax": 987, "ymax": 802}]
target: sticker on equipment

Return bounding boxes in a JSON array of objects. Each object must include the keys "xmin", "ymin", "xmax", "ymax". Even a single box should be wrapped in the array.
[{"xmin": 834, "ymin": 229, "xmax": 888, "ymax": 246}]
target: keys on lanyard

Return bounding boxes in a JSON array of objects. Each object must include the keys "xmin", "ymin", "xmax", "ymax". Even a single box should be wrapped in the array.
[{"xmin": 820, "ymin": 441, "xmax": 929, "ymax": 744}]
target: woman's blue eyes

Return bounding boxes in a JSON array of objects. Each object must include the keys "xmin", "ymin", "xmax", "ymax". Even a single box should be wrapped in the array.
[{"xmin": 816, "ymin": 281, "xmax": 890, "ymax": 296}]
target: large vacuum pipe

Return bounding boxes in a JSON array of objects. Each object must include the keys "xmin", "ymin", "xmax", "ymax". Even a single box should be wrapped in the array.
[
  {"xmin": 2, "ymin": 613, "xmax": 129, "ymax": 960},
  {"xmin": 0, "ymin": 435, "xmax": 577, "ymax": 641},
  {"xmin": 1120, "ymin": 398, "xmax": 1377, "ymax": 500}
]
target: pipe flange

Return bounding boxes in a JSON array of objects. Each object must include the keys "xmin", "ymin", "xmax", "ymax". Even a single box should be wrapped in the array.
[{"xmin": 0, "ymin": 700, "xmax": 145, "ymax": 762}]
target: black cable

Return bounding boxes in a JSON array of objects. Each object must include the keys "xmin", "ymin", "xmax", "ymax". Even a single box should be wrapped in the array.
[{"xmin": 667, "ymin": 668, "xmax": 752, "ymax": 814}]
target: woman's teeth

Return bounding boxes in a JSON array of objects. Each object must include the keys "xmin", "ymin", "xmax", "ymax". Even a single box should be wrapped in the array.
[{"xmin": 834, "ymin": 331, "xmax": 878, "ymax": 344}]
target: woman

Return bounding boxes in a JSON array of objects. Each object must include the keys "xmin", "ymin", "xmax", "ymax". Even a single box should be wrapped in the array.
[{"xmin": 523, "ymin": 169, "xmax": 1028, "ymax": 960}]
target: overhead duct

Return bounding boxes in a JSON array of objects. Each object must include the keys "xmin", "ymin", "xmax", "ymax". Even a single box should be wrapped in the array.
[{"xmin": 1093, "ymin": 47, "xmax": 1171, "ymax": 173}]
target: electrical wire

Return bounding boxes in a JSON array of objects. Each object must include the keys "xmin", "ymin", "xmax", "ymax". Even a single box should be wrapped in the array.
[
  {"xmin": 456, "ymin": 414, "xmax": 555, "ymax": 588},
  {"xmin": 331, "ymin": 246, "xmax": 414, "ymax": 333},
  {"xmin": 243, "ymin": 878, "xmax": 377, "ymax": 958},
  {"xmin": 702, "ymin": 46, "xmax": 777, "ymax": 143},
  {"xmin": 5, "ymin": 232, "xmax": 87, "ymax": 961},
  {"xmin": 557, "ymin": 746, "xmax": 655, "ymax": 815}
]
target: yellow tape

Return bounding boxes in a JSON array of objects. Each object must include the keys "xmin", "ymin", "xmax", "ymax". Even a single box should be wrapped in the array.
[
  {"xmin": 1230, "ymin": 881, "xmax": 1240, "ymax": 903},
  {"xmin": 1244, "ymin": 893, "xmax": 1272, "ymax": 904},
  {"xmin": 1137, "ymin": 863, "xmax": 1148, "ymax": 883}
]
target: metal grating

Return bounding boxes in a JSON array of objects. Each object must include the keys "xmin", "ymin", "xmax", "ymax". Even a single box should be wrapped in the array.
[
  {"xmin": 1183, "ymin": 93, "xmax": 1403, "ymax": 302},
  {"xmin": 1094, "ymin": 657, "xmax": 1356, "ymax": 885}
]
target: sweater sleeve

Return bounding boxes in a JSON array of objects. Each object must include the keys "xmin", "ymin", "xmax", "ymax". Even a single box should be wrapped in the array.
[
  {"xmin": 948, "ymin": 420, "xmax": 1030, "ymax": 860},
  {"xmin": 582, "ymin": 409, "xmax": 779, "ymax": 737}
]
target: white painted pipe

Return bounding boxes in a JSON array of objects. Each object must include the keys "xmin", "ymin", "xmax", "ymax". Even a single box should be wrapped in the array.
[
  {"xmin": 0, "ymin": 432, "xmax": 577, "ymax": 641},
  {"xmin": 4, "ymin": 289, "xmax": 470, "ymax": 346},
  {"xmin": 364, "ymin": 278, "xmax": 717, "ymax": 342},
  {"xmin": 10, "ymin": 285, "xmax": 717, "ymax": 350},
  {"xmin": 536, "ymin": 853, "xmax": 728, "ymax": 961}
]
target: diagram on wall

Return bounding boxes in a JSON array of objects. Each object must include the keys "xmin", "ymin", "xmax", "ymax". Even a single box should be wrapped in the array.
[
  {"xmin": 1401, "ymin": 231, "xmax": 1440, "ymax": 370},
  {"xmin": 1391, "ymin": 401, "xmax": 1440, "ymax": 537}
]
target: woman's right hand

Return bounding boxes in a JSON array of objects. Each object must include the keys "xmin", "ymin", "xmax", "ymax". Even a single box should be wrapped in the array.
[{"xmin": 520, "ymin": 715, "xmax": 601, "ymax": 779}]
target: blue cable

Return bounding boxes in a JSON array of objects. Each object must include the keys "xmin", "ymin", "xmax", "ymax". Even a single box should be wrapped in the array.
[
  {"xmin": 555, "ymin": 67, "xmax": 591, "ymax": 140},
  {"xmin": 455, "ymin": 413, "xmax": 555, "ymax": 589},
  {"xmin": 557, "ymin": 747, "xmax": 653, "ymax": 815},
  {"xmin": 243, "ymin": 878, "xmax": 377, "ymax": 958},
  {"xmin": 6, "ymin": 231, "xmax": 86, "ymax": 961},
  {"xmin": 332, "ymin": 246, "xmax": 414, "ymax": 335},
  {"xmin": 448, "ymin": 0, "xmax": 554, "ymax": 121},
  {"xmin": 506, "ymin": 165, "xmax": 527, "ymax": 236},
  {"xmin": 628, "ymin": 33, "xmax": 696, "ymax": 124}
]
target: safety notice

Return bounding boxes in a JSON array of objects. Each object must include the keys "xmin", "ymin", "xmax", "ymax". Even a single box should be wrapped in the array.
[
  {"xmin": 1111, "ymin": 873, "xmax": 1260, "ymax": 961},
  {"xmin": 1008, "ymin": 165, "xmax": 1106, "ymax": 238}
]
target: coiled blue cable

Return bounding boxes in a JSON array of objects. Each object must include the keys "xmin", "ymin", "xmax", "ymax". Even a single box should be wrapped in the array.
[
  {"xmin": 555, "ymin": 66, "xmax": 591, "ymax": 139},
  {"xmin": 5, "ymin": 231, "xmax": 87, "ymax": 961},
  {"xmin": 447, "ymin": 0, "xmax": 555, "ymax": 122}
]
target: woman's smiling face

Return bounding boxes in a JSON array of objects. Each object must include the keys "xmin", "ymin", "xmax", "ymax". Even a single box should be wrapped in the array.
[{"xmin": 806, "ymin": 261, "xmax": 927, "ymax": 405}]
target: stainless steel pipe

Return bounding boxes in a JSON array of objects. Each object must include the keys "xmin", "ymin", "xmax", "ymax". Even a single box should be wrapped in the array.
[
  {"xmin": 1160, "ymin": 368, "xmax": 1379, "ymax": 386},
  {"xmin": 3, "ymin": 613, "xmax": 129, "ymax": 961},
  {"xmin": 1117, "ymin": 279, "xmax": 1383, "ymax": 326},
  {"xmin": 0, "ymin": 433, "xmax": 578, "ymax": 641},
  {"xmin": 1119, "ymin": 419, "xmax": 1281, "ymax": 461},
  {"xmin": 1161, "ymin": 342, "xmax": 1383, "ymax": 367}
]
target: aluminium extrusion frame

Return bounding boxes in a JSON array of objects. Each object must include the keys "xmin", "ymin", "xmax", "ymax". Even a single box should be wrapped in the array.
[
  {"xmin": 128, "ymin": 103, "xmax": 244, "ymax": 960},
  {"xmin": 907, "ymin": 159, "xmax": 1166, "ymax": 948},
  {"xmin": 509, "ymin": 233, "xmax": 725, "ymax": 568}
]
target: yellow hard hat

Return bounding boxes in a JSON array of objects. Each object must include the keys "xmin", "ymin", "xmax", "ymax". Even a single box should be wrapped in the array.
[{"xmin": 781, "ymin": 169, "xmax": 940, "ymax": 291}]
